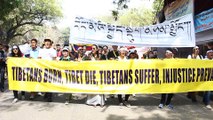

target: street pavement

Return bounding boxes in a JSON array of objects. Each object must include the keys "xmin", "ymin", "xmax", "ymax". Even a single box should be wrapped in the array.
[{"xmin": 0, "ymin": 85, "xmax": 213, "ymax": 120}]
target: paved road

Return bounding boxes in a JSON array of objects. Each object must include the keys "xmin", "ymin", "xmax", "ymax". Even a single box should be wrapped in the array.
[{"xmin": 0, "ymin": 88, "xmax": 213, "ymax": 120}]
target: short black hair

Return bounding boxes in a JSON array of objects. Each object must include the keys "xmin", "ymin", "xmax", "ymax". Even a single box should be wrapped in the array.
[
  {"xmin": 44, "ymin": 39, "xmax": 52, "ymax": 42},
  {"xmin": 56, "ymin": 44, "xmax": 60, "ymax": 46},
  {"xmin": 4, "ymin": 45, "xmax": 9, "ymax": 49},
  {"xmin": 103, "ymin": 45, "xmax": 108, "ymax": 49},
  {"xmin": 31, "ymin": 39, "xmax": 38, "ymax": 43},
  {"xmin": 207, "ymin": 41, "xmax": 213, "ymax": 46},
  {"xmin": 92, "ymin": 44, "xmax": 99, "ymax": 49}
]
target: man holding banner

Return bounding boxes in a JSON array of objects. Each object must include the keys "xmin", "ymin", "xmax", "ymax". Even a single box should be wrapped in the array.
[
  {"xmin": 85, "ymin": 44, "xmax": 105, "ymax": 107},
  {"xmin": 107, "ymin": 45, "xmax": 119, "ymax": 60},
  {"xmin": 187, "ymin": 46, "xmax": 203, "ymax": 102},
  {"xmin": 158, "ymin": 49, "xmax": 175, "ymax": 109},
  {"xmin": 38, "ymin": 39, "xmax": 57, "ymax": 102},
  {"xmin": 203, "ymin": 50, "xmax": 213, "ymax": 110},
  {"xmin": 29, "ymin": 39, "xmax": 40, "ymax": 100},
  {"xmin": 117, "ymin": 47, "xmax": 131, "ymax": 107}
]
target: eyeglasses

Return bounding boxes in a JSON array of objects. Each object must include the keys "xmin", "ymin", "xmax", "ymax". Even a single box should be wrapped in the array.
[{"xmin": 13, "ymin": 48, "xmax": 18, "ymax": 50}]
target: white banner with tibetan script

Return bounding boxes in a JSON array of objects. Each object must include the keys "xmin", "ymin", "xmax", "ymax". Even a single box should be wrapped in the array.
[{"xmin": 69, "ymin": 14, "xmax": 195, "ymax": 47}]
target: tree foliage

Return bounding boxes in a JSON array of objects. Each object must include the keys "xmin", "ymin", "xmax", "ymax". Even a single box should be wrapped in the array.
[
  {"xmin": 0, "ymin": 0, "xmax": 21, "ymax": 21},
  {"xmin": 100, "ymin": 5, "xmax": 154, "ymax": 27},
  {"xmin": 112, "ymin": 0, "xmax": 164, "ymax": 23},
  {"xmin": 118, "ymin": 8, "xmax": 154, "ymax": 27},
  {"xmin": 152, "ymin": 0, "xmax": 164, "ymax": 14},
  {"xmin": 112, "ymin": 0, "xmax": 130, "ymax": 20},
  {"xmin": 152, "ymin": 0, "xmax": 164, "ymax": 23},
  {"xmin": 0, "ymin": 0, "xmax": 62, "ymax": 44}
]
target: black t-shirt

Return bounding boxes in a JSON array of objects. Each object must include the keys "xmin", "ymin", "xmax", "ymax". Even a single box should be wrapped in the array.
[
  {"xmin": 107, "ymin": 50, "xmax": 119, "ymax": 60},
  {"xmin": 70, "ymin": 51, "xmax": 78, "ymax": 60},
  {"xmin": 100, "ymin": 54, "xmax": 107, "ymax": 60}
]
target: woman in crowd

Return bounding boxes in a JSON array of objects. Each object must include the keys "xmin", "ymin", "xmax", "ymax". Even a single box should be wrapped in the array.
[
  {"xmin": 85, "ymin": 44, "xmax": 105, "ymax": 107},
  {"xmin": 118, "ymin": 47, "xmax": 131, "ymax": 107},
  {"xmin": 90, "ymin": 44, "xmax": 100, "ymax": 60},
  {"xmin": 10, "ymin": 45, "xmax": 26, "ymax": 103},
  {"xmin": 127, "ymin": 49, "xmax": 138, "ymax": 97},
  {"xmin": 128, "ymin": 49, "xmax": 138, "ymax": 59},
  {"xmin": 187, "ymin": 46, "xmax": 203, "ymax": 102},
  {"xmin": 187, "ymin": 46, "xmax": 203, "ymax": 59},
  {"xmin": 59, "ymin": 47, "xmax": 73, "ymax": 105}
]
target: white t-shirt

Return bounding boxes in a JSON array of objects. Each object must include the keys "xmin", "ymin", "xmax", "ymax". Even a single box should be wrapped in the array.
[
  {"xmin": 118, "ymin": 56, "xmax": 127, "ymax": 60},
  {"xmin": 205, "ymin": 58, "xmax": 212, "ymax": 60},
  {"xmin": 187, "ymin": 54, "xmax": 203, "ymax": 59},
  {"xmin": 38, "ymin": 48, "xmax": 57, "ymax": 60}
]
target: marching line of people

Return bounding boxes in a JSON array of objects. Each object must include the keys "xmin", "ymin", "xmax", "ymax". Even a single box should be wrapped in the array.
[{"xmin": 0, "ymin": 39, "xmax": 213, "ymax": 110}]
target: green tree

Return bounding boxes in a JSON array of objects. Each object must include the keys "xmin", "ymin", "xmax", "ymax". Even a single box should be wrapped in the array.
[
  {"xmin": 119, "ymin": 8, "xmax": 154, "ymax": 27},
  {"xmin": 59, "ymin": 27, "xmax": 70, "ymax": 45},
  {"xmin": 112, "ymin": 0, "xmax": 130, "ymax": 20},
  {"xmin": 9, "ymin": 25, "xmax": 70, "ymax": 46},
  {"xmin": 152, "ymin": 0, "xmax": 164, "ymax": 23},
  {"xmin": 0, "ymin": 0, "xmax": 62, "ymax": 44},
  {"xmin": 99, "ymin": 7, "xmax": 154, "ymax": 27},
  {"xmin": 111, "ymin": 0, "xmax": 164, "ymax": 24},
  {"xmin": 0, "ymin": 0, "xmax": 21, "ymax": 21},
  {"xmin": 152, "ymin": 0, "xmax": 164, "ymax": 14}
]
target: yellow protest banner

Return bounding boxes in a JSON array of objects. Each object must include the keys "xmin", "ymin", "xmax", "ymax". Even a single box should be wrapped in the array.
[{"xmin": 7, "ymin": 57, "xmax": 213, "ymax": 94}]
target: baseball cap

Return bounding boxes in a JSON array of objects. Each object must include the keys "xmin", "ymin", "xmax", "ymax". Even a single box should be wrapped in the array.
[
  {"xmin": 12, "ymin": 46, "xmax": 18, "ymax": 49},
  {"xmin": 128, "ymin": 49, "xmax": 135, "ymax": 56},
  {"xmin": 62, "ymin": 47, "xmax": 69, "ymax": 51}
]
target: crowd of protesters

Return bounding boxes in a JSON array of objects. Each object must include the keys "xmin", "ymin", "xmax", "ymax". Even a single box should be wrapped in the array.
[{"xmin": 0, "ymin": 39, "xmax": 213, "ymax": 110}]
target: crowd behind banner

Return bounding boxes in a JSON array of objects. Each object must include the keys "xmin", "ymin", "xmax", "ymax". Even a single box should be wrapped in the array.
[{"xmin": 0, "ymin": 39, "xmax": 213, "ymax": 110}]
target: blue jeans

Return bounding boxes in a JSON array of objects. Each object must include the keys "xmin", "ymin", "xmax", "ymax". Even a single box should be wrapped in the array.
[{"xmin": 203, "ymin": 91, "xmax": 211, "ymax": 105}]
